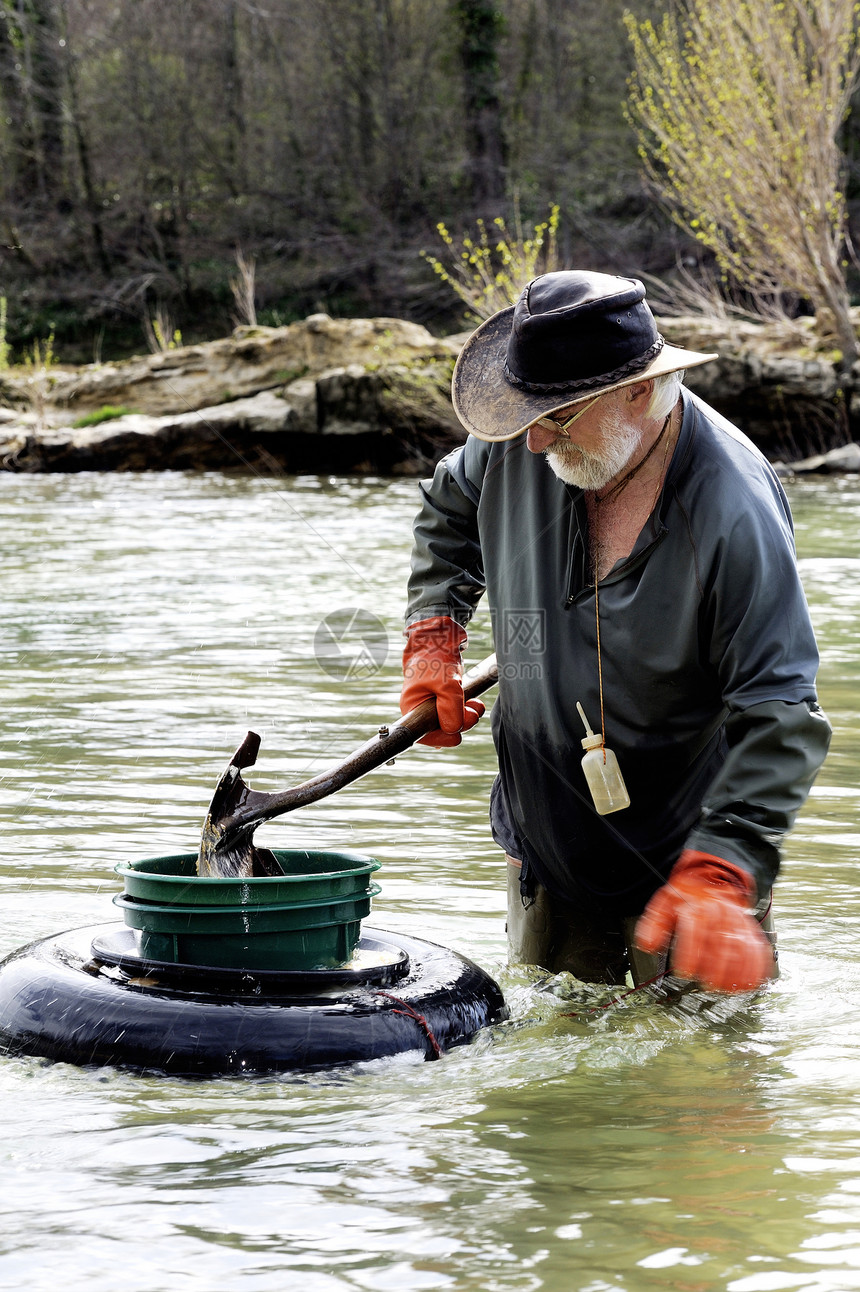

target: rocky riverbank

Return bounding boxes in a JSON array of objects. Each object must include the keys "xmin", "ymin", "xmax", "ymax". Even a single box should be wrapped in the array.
[{"xmin": 1, "ymin": 310, "xmax": 858, "ymax": 475}]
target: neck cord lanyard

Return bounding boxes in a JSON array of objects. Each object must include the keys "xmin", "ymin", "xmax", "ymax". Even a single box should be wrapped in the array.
[{"xmin": 592, "ymin": 412, "xmax": 674, "ymax": 760}]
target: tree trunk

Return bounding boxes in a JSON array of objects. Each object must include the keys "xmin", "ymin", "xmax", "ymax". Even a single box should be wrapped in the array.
[
  {"xmin": 0, "ymin": 2, "xmax": 38, "ymax": 200},
  {"xmin": 451, "ymin": 0, "xmax": 507, "ymax": 215},
  {"xmin": 222, "ymin": 0, "xmax": 247, "ymax": 194},
  {"xmin": 28, "ymin": 0, "xmax": 66, "ymax": 205}
]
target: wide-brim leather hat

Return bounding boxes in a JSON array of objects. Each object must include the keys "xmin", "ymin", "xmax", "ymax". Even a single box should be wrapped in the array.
[{"xmin": 452, "ymin": 270, "xmax": 719, "ymax": 442}]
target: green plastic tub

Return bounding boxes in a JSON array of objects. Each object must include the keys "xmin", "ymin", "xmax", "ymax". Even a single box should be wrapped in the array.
[
  {"xmin": 111, "ymin": 850, "xmax": 383, "ymax": 971},
  {"xmin": 115, "ymin": 849, "xmax": 381, "ymax": 906},
  {"xmin": 113, "ymin": 885, "xmax": 381, "ymax": 970}
]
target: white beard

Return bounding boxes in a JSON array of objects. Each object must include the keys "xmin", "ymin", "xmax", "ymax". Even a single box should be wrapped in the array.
[{"xmin": 544, "ymin": 407, "xmax": 643, "ymax": 491}]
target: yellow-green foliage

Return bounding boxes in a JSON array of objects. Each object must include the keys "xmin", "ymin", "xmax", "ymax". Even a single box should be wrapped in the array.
[
  {"xmin": 625, "ymin": 0, "xmax": 860, "ymax": 355},
  {"xmin": 24, "ymin": 333, "xmax": 55, "ymax": 376},
  {"xmin": 21, "ymin": 332, "xmax": 57, "ymax": 430},
  {"xmin": 423, "ymin": 204, "xmax": 561, "ymax": 321},
  {"xmin": 150, "ymin": 317, "xmax": 182, "ymax": 351}
]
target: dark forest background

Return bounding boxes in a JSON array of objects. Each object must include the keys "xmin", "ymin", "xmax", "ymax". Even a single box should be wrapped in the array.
[{"xmin": 5, "ymin": 0, "xmax": 860, "ymax": 364}]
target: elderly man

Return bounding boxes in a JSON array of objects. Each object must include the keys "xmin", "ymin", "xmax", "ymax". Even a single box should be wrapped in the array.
[{"xmin": 400, "ymin": 270, "xmax": 830, "ymax": 993}]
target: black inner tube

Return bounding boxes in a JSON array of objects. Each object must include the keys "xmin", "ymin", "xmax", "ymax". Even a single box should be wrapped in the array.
[{"xmin": 0, "ymin": 923, "xmax": 509, "ymax": 1075}]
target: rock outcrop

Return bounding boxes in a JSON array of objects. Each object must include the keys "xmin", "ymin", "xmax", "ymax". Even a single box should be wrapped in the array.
[
  {"xmin": 1, "ymin": 309, "xmax": 858, "ymax": 474},
  {"xmin": 774, "ymin": 441, "xmax": 860, "ymax": 476},
  {"xmin": 0, "ymin": 315, "xmax": 465, "ymax": 474},
  {"xmin": 659, "ymin": 313, "xmax": 849, "ymax": 451}
]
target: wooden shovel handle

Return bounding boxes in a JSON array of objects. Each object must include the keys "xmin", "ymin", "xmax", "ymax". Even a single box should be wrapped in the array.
[
  {"xmin": 394, "ymin": 652, "xmax": 499, "ymax": 742},
  {"xmin": 217, "ymin": 653, "xmax": 500, "ymax": 835}
]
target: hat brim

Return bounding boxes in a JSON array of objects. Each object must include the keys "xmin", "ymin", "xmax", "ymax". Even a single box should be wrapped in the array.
[{"xmin": 452, "ymin": 306, "xmax": 719, "ymax": 442}]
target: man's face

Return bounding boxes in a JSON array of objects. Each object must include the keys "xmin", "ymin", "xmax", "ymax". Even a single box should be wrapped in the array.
[{"xmin": 526, "ymin": 391, "xmax": 643, "ymax": 491}]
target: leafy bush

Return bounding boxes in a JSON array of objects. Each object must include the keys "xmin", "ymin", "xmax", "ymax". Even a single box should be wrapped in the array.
[{"xmin": 423, "ymin": 203, "xmax": 561, "ymax": 321}]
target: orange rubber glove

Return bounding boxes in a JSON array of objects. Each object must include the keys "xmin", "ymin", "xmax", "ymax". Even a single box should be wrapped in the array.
[
  {"xmin": 634, "ymin": 849, "xmax": 774, "ymax": 993},
  {"xmin": 401, "ymin": 616, "xmax": 485, "ymax": 747}
]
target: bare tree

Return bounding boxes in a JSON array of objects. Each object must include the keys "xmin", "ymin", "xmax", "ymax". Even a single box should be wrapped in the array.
[
  {"xmin": 0, "ymin": 0, "xmax": 667, "ymax": 356},
  {"xmin": 0, "ymin": 4, "xmax": 38, "ymax": 200},
  {"xmin": 221, "ymin": 0, "xmax": 246, "ymax": 194},
  {"xmin": 0, "ymin": 0, "xmax": 66, "ymax": 205},
  {"xmin": 451, "ymin": 0, "xmax": 507, "ymax": 215},
  {"xmin": 625, "ymin": 0, "xmax": 860, "ymax": 369}
]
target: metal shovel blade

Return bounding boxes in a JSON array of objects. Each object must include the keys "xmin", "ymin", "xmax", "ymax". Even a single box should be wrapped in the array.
[{"xmin": 197, "ymin": 653, "xmax": 499, "ymax": 877}]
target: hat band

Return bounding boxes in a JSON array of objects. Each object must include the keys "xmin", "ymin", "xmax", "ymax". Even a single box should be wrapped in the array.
[{"xmin": 503, "ymin": 336, "xmax": 665, "ymax": 395}]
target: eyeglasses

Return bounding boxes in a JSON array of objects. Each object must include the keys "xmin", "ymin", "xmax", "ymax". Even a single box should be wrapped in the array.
[{"xmin": 533, "ymin": 395, "xmax": 601, "ymax": 438}]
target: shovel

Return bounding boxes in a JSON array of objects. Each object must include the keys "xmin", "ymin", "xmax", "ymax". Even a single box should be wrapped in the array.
[{"xmin": 198, "ymin": 652, "xmax": 499, "ymax": 877}]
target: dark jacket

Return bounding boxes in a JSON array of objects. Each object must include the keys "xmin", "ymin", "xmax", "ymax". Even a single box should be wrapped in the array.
[{"xmin": 406, "ymin": 390, "xmax": 831, "ymax": 913}]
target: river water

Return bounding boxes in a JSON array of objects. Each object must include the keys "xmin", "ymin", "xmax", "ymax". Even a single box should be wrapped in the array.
[{"xmin": 1, "ymin": 467, "xmax": 858, "ymax": 1292}]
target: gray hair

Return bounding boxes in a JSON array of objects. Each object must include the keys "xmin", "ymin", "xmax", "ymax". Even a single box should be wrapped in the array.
[{"xmin": 646, "ymin": 370, "xmax": 685, "ymax": 420}]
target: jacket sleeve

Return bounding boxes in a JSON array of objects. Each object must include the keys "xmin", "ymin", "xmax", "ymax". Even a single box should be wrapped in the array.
[
  {"xmin": 685, "ymin": 696, "xmax": 831, "ymax": 899},
  {"xmin": 405, "ymin": 440, "xmax": 490, "ymax": 628},
  {"xmin": 682, "ymin": 466, "xmax": 831, "ymax": 899}
]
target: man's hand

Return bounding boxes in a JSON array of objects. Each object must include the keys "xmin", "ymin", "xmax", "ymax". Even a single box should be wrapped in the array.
[
  {"xmin": 401, "ymin": 616, "xmax": 485, "ymax": 747},
  {"xmin": 635, "ymin": 849, "xmax": 774, "ymax": 992}
]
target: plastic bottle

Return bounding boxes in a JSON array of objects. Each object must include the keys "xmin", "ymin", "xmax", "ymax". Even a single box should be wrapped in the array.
[{"xmin": 576, "ymin": 702, "xmax": 630, "ymax": 815}]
